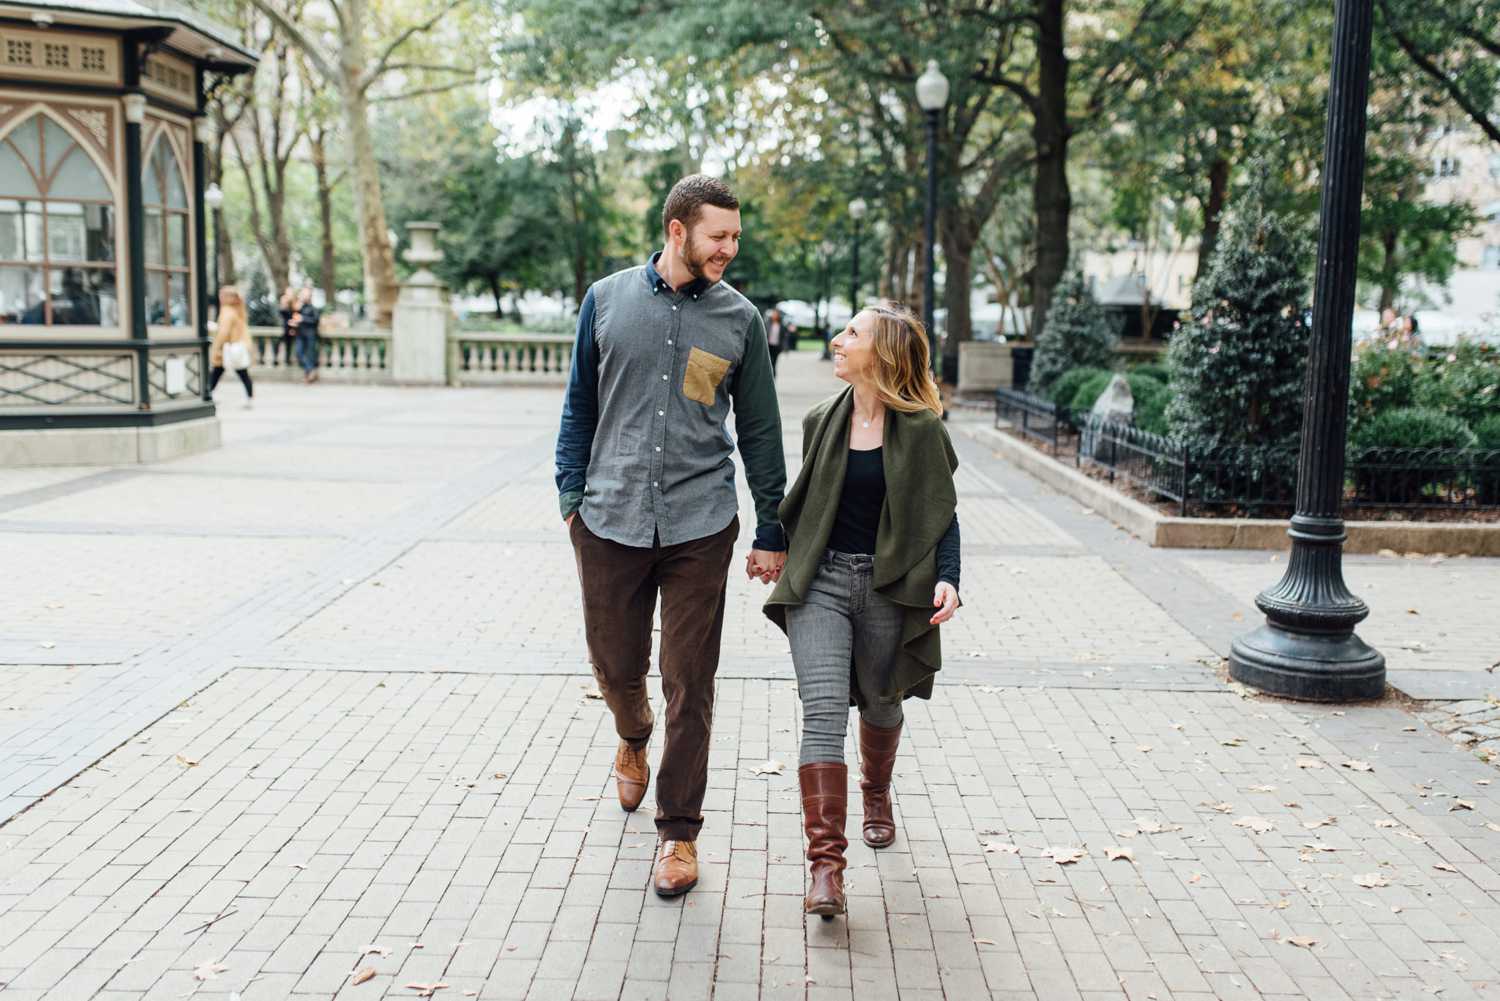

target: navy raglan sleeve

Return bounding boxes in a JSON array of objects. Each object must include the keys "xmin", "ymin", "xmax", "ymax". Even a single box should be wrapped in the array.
[{"xmin": 555, "ymin": 288, "xmax": 599, "ymax": 519}]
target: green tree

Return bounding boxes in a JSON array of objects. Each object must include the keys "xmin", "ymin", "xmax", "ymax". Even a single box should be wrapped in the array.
[
  {"xmin": 1028, "ymin": 269, "xmax": 1117, "ymax": 394},
  {"xmin": 1166, "ymin": 172, "xmax": 1311, "ymax": 448}
]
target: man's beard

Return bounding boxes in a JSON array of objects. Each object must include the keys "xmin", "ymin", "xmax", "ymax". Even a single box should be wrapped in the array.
[{"xmin": 683, "ymin": 231, "xmax": 723, "ymax": 281}]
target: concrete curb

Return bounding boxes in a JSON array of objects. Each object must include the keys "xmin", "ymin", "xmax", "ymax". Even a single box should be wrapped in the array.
[{"xmin": 964, "ymin": 423, "xmax": 1500, "ymax": 557}]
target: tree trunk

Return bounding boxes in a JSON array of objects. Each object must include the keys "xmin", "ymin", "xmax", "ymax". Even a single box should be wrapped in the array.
[
  {"xmin": 489, "ymin": 275, "xmax": 503, "ymax": 317},
  {"xmin": 311, "ymin": 128, "xmax": 337, "ymax": 310},
  {"xmin": 338, "ymin": 5, "xmax": 399, "ymax": 329},
  {"xmin": 939, "ymin": 228, "xmax": 974, "ymax": 381},
  {"xmin": 1379, "ymin": 228, "xmax": 1398, "ymax": 311},
  {"xmin": 1196, "ymin": 156, "xmax": 1231, "ymax": 282},
  {"xmin": 940, "ymin": 205, "xmax": 978, "ymax": 379},
  {"xmin": 207, "ymin": 141, "xmax": 236, "ymax": 286},
  {"xmin": 1031, "ymin": 0, "xmax": 1072, "ymax": 340}
]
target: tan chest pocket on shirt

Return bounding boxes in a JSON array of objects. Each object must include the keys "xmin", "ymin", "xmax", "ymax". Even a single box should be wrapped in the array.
[{"xmin": 683, "ymin": 347, "xmax": 731, "ymax": 406}]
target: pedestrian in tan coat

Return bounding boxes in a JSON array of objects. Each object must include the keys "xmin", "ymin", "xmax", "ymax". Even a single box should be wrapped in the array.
[{"xmin": 210, "ymin": 285, "xmax": 255, "ymax": 407}]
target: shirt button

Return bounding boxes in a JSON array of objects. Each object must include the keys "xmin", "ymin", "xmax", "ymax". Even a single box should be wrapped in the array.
[
  {"xmin": 652, "ymin": 480, "xmax": 659, "ymax": 487},
  {"xmin": 661, "ymin": 374, "xmax": 668, "ymax": 380},
  {"xmin": 672, "ymin": 305, "xmax": 678, "ymax": 311},
  {"xmin": 655, "ymin": 446, "xmax": 662, "ymax": 452},
  {"xmin": 658, "ymin": 410, "xmax": 665, "ymax": 417},
  {"xmin": 667, "ymin": 339, "xmax": 673, "ymax": 345}
]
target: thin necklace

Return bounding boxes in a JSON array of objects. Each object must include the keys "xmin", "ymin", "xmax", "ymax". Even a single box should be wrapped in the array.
[{"xmin": 855, "ymin": 404, "xmax": 881, "ymax": 429}]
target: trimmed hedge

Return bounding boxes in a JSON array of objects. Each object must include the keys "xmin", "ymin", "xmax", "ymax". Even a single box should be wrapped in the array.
[
  {"xmin": 1066, "ymin": 370, "xmax": 1172, "ymax": 436},
  {"xmin": 1350, "ymin": 407, "xmax": 1478, "ymax": 451},
  {"xmin": 1046, "ymin": 366, "xmax": 1109, "ymax": 408}
]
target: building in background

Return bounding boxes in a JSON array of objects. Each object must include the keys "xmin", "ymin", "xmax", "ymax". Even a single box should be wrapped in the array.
[{"xmin": 0, "ymin": 0, "xmax": 255, "ymax": 465}]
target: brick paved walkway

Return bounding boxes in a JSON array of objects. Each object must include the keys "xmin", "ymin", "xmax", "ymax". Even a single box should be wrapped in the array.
[{"xmin": 2, "ymin": 351, "xmax": 1498, "ymax": 1000}]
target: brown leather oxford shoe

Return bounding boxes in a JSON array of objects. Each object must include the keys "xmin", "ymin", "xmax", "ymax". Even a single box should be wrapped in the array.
[
  {"xmin": 652, "ymin": 838, "xmax": 698, "ymax": 897},
  {"xmin": 615, "ymin": 740, "xmax": 649, "ymax": 812}
]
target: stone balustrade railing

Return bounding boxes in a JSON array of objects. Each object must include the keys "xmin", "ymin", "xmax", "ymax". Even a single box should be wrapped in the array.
[
  {"xmin": 246, "ymin": 327, "xmax": 573, "ymax": 386},
  {"xmin": 449, "ymin": 333, "xmax": 574, "ymax": 385}
]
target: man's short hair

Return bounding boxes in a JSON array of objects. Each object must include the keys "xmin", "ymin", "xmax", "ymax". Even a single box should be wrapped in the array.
[{"xmin": 662, "ymin": 175, "xmax": 740, "ymax": 240}]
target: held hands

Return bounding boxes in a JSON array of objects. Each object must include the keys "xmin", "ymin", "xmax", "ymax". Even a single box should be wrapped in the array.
[
  {"xmin": 746, "ymin": 548, "xmax": 785, "ymax": 585},
  {"xmin": 930, "ymin": 582, "xmax": 959, "ymax": 625}
]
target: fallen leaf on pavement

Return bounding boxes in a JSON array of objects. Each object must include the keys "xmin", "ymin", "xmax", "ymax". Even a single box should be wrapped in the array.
[
  {"xmin": 1433, "ymin": 862, "xmax": 1458, "ymax": 873},
  {"xmin": 1287, "ymin": 936, "xmax": 1319, "ymax": 949},
  {"xmin": 1188, "ymin": 872, "xmax": 1203, "ymax": 884},
  {"xmin": 1354, "ymin": 873, "xmax": 1389, "ymax": 888},
  {"xmin": 1137, "ymin": 745, "xmax": 1153, "ymax": 753},
  {"xmin": 1450, "ymin": 800, "xmax": 1475, "ymax": 812},
  {"xmin": 1296, "ymin": 758, "xmax": 1324, "ymax": 770},
  {"xmin": 175, "ymin": 754, "xmax": 199, "ymax": 767},
  {"xmin": 751, "ymin": 760, "xmax": 785, "ymax": 776},
  {"xmin": 1049, "ymin": 847, "xmax": 1085, "ymax": 865},
  {"xmin": 1234, "ymin": 816, "xmax": 1275, "ymax": 834},
  {"xmin": 1375, "ymin": 819, "xmax": 1398, "ymax": 828},
  {"xmin": 1202, "ymin": 802, "xmax": 1234, "ymax": 814},
  {"xmin": 193, "ymin": 960, "xmax": 229, "ymax": 981},
  {"xmin": 583, "ymin": 688, "xmax": 604, "ymax": 700},
  {"xmin": 1485, "ymin": 823, "xmax": 1500, "ymax": 833},
  {"xmin": 405, "ymin": 984, "xmax": 448, "ymax": 998},
  {"xmin": 1135, "ymin": 817, "xmax": 1182, "ymax": 834},
  {"xmin": 1249, "ymin": 784, "xmax": 1277, "ymax": 793},
  {"xmin": 351, "ymin": 969, "xmax": 376, "ymax": 985},
  {"xmin": 361, "ymin": 946, "xmax": 391, "ymax": 958},
  {"xmin": 981, "ymin": 841, "xmax": 1019, "ymax": 854},
  {"xmin": 973, "ymin": 937, "xmax": 997, "ymax": 946},
  {"xmin": 1221, "ymin": 738, "xmax": 1245, "ymax": 747},
  {"xmin": 39, "ymin": 641, "xmax": 56, "ymax": 649},
  {"xmin": 1342, "ymin": 760, "xmax": 1374, "ymax": 772},
  {"xmin": 1106, "ymin": 847, "xmax": 1134, "ymax": 862},
  {"xmin": 1303, "ymin": 817, "xmax": 1337, "ymax": 829},
  {"xmin": 1302, "ymin": 841, "xmax": 1338, "ymax": 852}
]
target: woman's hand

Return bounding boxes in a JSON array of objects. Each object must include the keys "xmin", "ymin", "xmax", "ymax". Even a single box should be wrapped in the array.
[{"xmin": 930, "ymin": 582, "xmax": 959, "ymax": 625}]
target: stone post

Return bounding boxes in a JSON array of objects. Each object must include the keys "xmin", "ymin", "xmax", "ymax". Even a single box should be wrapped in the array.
[{"xmin": 391, "ymin": 222, "xmax": 451, "ymax": 385}]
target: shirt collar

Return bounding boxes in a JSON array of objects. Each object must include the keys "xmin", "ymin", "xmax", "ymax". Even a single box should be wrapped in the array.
[{"xmin": 645, "ymin": 252, "xmax": 713, "ymax": 299}]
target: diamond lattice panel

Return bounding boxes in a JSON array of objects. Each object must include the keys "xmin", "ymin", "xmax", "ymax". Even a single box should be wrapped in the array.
[{"xmin": 0, "ymin": 353, "xmax": 135, "ymax": 406}]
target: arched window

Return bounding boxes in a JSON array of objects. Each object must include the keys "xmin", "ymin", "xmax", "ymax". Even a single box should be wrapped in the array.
[
  {"xmin": 143, "ymin": 134, "xmax": 190, "ymax": 327},
  {"xmin": 0, "ymin": 112, "xmax": 118, "ymax": 326}
]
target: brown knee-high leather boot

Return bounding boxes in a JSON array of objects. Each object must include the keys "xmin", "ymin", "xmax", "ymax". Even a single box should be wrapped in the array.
[
  {"xmin": 799, "ymin": 763, "xmax": 848, "ymax": 918},
  {"xmin": 859, "ymin": 719, "xmax": 902, "ymax": 848}
]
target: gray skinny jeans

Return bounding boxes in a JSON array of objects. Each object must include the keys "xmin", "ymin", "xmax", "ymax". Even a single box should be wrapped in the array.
[{"xmin": 785, "ymin": 550, "xmax": 905, "ymax": 766}]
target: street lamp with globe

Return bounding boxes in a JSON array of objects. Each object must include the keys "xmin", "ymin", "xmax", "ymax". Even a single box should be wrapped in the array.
[
  {"xmin": 915, "ymin": 60, "xmax": 948, "ymax": 378},
  {"xmin": 848, "ymin": 196, "xmax": 867, "ymax": 326},
  {"xmin": 204, "ymin": 182, "xmax": 224, "ymax": 299}
]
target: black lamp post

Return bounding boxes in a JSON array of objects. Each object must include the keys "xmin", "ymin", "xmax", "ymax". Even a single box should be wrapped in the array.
[
  {"xmin": 916, "ymin": 59, "xmax": 948, "ymax": 377},
  {"xmin": 1228, "ymin": 0, "xmax": 1385, "ymax": 701},
  {"xmin": 848, "ymin": 196, "xmax": 867, "ymax": 320}
]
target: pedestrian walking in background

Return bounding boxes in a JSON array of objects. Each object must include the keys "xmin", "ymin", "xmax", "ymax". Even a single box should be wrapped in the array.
[
  {"xmin": 767, "ymin": 308, "xmax": 786, "ymax": 376},
  {"xmin": 291, "ymin": 287, "xmax": 321, "ymax": 383},
  {"xmin": 278, "ymin": 287, "xmax": 297, "ymax": 367},
  {"xmin": 556, "ymin": 174, "xmax": 788, "ymax": 899},
  {"xmin": 765, "ymin": 300, "xmax": 961, "ymax": 919},
  {"xmin": 209, "ymin": 285, "xmax": 254, "ymax": 407}
]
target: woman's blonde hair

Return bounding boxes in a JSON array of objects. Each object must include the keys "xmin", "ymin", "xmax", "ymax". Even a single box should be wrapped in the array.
[
  {"xmin": 217, "ymin": 285, "xmax": 247, "ymax": 338},
  {"xmin": 861, "ymin": 301, "xmax": 944, "ymax": 416}
]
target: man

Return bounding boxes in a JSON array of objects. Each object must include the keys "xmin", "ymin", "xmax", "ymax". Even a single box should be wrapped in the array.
[{"xmin": 556, "ymin": 175, "xmax": 787, "ymax": 897}]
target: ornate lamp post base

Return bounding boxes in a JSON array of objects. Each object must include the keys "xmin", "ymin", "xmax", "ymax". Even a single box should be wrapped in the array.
[
  {"xmin": 1230, "ymin": 626, "xmax": 1385, "ymax": 701},
  {"xmin": 1229, "ymin": 516, "xmax": 1385, "ymax": 701}
]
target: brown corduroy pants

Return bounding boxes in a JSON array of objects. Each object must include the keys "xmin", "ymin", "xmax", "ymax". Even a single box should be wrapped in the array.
[{"xmin": 569, "ymin": 514, "xmax": 738, "ymax": 841}]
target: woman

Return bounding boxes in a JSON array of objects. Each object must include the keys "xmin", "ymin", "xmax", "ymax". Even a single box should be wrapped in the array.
[
  {"xmin": 278, "ymin": 287, "xmax": 297, "ymax": 367},
  {"xmin": 208, "ymin": 285, "xmax": 254, "ymax": 407},
  {"xmin": 764, "ymin": 301, "xmax": 960, "ymax": 919}
]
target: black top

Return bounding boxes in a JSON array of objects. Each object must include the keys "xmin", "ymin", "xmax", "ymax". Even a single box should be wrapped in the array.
[{"xmin": 826, "ymin": 447, "xmax": 961, "ymax": 590}]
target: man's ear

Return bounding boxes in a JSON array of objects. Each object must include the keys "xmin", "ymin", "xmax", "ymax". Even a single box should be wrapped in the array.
[{"xmin": 668, "ymin": 218, "xmax": 685, "ymax": 249}]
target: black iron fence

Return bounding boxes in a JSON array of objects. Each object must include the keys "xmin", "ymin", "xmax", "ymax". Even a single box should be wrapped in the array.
[
  {"xmin": 993, "ymin": 387, "xmax": 1076, "ymax": 454},
  {"xmin": 995, "ymin": 387, "xmax": 1500, "ymax": 515}
]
